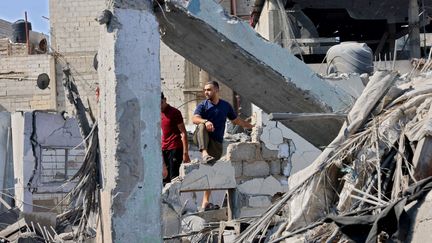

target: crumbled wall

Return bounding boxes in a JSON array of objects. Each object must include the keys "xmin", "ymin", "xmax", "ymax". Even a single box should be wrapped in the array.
[
  {"xmin": 12, "ymin": 112, "xmax": 83, "ymax": 213},
  {"xmin": 0, "ymin": 55, "xmax": 56, "ymax": 111},
  {"xmin": 49, "ymin": 0, "xmax": 104, "ymax": 113}
]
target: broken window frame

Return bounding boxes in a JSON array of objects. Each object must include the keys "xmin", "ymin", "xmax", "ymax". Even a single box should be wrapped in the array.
[{"xmin": 39, "ymin": 146, "xmax": 85, "ymax": 184}]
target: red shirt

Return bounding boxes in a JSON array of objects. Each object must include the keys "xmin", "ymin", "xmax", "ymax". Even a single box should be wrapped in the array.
[{"xmin": 161, "ymin": 105, "xmax": 184, "ymax": 150}]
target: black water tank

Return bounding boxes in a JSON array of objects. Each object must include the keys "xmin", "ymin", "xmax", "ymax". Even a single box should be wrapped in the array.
[{"xmin": 12, "ymin": 19, "xmax": 32, "ymax": 43}]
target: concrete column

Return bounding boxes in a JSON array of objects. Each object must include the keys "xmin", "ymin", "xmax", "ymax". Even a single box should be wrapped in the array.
[
  {"xmin": 97, "ymin": 0, "xmax": 161, "ymax": 242},
  {"xmin": 409, "ymin": 0, "xmax": 421, "ymax": 58}
]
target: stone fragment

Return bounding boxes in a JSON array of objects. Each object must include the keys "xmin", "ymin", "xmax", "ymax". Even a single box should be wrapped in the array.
[
  {"xmin": 180, "ymin": 161, "xmax": 236, "ymax": 191},
  {"xmin": 243, "ymin": 160, "xmax": 269, "ymax": 177},
  {"xmin": 237, "ymin": 176, "xmax": 283, "ymax": 196},
  {"xmin": 226, "ymin": 142, "xmax": 260, "ymax": 162},
  {"xmin": 248, "ymin": 196, "xmax": 271, "ymax": 208}
]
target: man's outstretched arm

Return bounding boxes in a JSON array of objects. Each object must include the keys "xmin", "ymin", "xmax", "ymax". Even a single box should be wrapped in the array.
[{"xmin": 231, "ymin": 117, "xmax": 253, "ymax": 129}]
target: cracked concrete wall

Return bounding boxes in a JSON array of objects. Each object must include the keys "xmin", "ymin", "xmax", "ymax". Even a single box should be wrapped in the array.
[
  {"xmin": 97, "ymin": 1, "xmax": 161, "ymax": 242},
  {"xmin": 11, "ymin": 112, "xmax": 83, "ymax": 213}
]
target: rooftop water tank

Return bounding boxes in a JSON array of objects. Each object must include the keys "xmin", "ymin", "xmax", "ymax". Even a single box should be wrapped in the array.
[
  {"xmin": 12, "ymin": 19, "xmax": 32, "ymax": 43},
  {"xmin": 327, "ymin": 42, "xmax": 373, "ymax": 75}
]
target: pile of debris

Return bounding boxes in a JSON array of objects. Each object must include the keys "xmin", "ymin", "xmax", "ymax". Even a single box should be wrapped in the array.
[{"xmin": 233, "ymin": 70, "xmax": 432, "ymax": 242}]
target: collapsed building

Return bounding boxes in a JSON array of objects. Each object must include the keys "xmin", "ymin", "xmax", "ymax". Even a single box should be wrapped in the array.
[{"xmin": 1, "ymin": 0, "xmax": 432, "ymax": 242}]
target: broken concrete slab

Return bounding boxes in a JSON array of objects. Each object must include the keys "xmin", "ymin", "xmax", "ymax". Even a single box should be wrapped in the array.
[
  {"xmin": 225, "ymin": 142, "xmax": 260, "ymax": 162},
  {"xmin": 238, "ymin": 176, "xmax": 283, "ymax": 196},
  {"xmin": 180, "ymin": 161, "xmax": 236, "ymax": 192},
  {"xmin": 156, "ymin": 0, "xmax": 356, "ymax": 147},
  {"xmin": 180, "ymin": 215, "xmax": 206, "ymax": 242},
  {"xmin": 260, "ymin": 176, "xmax": 284, "ymax": 196},
  {"xmin": 243, "ymin": 161, "xmax": 270, "ymax": 177}
]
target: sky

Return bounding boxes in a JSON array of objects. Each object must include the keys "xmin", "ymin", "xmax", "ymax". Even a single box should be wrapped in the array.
[{"xmin": 0, "ymin": 0, "xmax": 49, "ymax": 35}]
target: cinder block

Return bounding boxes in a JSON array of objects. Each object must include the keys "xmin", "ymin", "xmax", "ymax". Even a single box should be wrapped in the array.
[
  {"xmin": 242, "ymin": 160, "xmax": 269, "ymax": 177},
  {"xmin": 261, "ymin": 145, "xmax": 278, "ymax": 160},
  {"xmin": 239, "ymin": 207, "xmax": 267, "ymax": 218},
  {"xmin": 226, "ymin": 142, "xmax": 260, "ymax": 162},
  {"xmin": 248, "ymin": 196, "xmax": 271, "ymax": 208},
  {"xmin": 269, "ymin": 160, "xmax": 281, "ymax": 175}
]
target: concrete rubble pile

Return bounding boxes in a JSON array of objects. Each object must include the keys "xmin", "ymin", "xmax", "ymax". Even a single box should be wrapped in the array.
[
  {"xmin": 233, "ymin": 69, "xmax": 432, "ymax": 242},
  {"xmin": 161, "ymin": 68, "xmax": 432, "ymax": 242},
  {"xmin": 161, "ymin": 129, "xmax": 294, "ymax": 242}
]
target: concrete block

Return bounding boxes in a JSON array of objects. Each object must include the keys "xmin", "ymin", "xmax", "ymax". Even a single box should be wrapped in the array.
[
  {"xmin": 231, "ymin": 161, "xmax": 242, "ymax": 178},
  {"xmin": 270, "ymin": 160, "xmax": 281, "ymax": 175},
  {"xmin": 242, "ymin": 160, "xmax": 269, "ymax": 177},
  {"xmin": 261, "ymin": 145, "xmax": 278, "ymax": 160},
  {"xmin": 239, "ymin": 207, "xmax": 267, "ymax": 218},
  {"xmin": 248, "ymin": 196, "xmax": 271, "ymax": 208},
  {"xmin": 180, "ymin": 161, "xmax": 236, "ymax": 191},
  {"xmin": 226, "ymin": 142, "xmax": 260, "ymax": 162},
  {"xmin": 260, "ymin": 176, "xmax": 283, "ymax": 196}
]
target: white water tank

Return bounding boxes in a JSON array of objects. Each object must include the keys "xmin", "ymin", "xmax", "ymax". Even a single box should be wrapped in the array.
[{"xmin": 327, "ymin": 42, "xmax": 373, "ymax": 74}]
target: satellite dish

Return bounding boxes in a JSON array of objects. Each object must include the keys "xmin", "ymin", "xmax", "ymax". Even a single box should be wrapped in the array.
[
  {"xmin": 37, "ymin": 73, "xmax": 50, "ymax": 90},
  {"xmin": 93, "ymin": 53, "xmax": 98, "ymax": 71}
]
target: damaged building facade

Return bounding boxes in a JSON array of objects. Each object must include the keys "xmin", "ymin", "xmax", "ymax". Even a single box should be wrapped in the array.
[{"xmin": 1, "ymin": 0, "xmax": 432, "ymax": 242}]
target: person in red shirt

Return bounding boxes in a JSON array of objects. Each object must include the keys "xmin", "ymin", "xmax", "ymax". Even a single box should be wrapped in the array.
[{"xmin": 161, "ymin": 92, "xmax": 190, "ymax": 183}]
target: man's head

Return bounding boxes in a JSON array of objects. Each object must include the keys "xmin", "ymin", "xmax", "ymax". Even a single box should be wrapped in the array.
[
  {"xmin": 161, "ymin": 92, "xmax": 168, "ymax": 111},
  {"xmin": 204, "ymin": 81, "xmax": 219, "ymax": 101}
]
